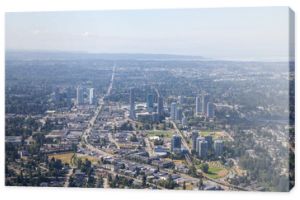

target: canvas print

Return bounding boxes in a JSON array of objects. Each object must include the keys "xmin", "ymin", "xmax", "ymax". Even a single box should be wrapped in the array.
[{"xmin": 5, "ymin": 7, "xmax": 295, "ymax": 191}]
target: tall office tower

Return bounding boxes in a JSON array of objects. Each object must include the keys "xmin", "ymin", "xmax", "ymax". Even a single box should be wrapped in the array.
[
  {"xmin": 207, "ymin": 102, "xmax": 215, "ymax": 118},
  {"xmin": 202, "ymin": 93, "xmax": 210, "ymax": 115},
  {"xmin": 53, "ymin": 88, "xmax": 60, "ymax": 103},
  {"xmin": 175, "ymin": 107, "xmax": 183, "ymax": 121},
  {"xmin": 146, "ymin": 94, "xmax": 154, "ymax": 112},
  {"xmin": 157, "ymin": 96, "xmax": 164, "ymax": 116},
  {"xmin": 178, "ymin": 96, "xmax": 184, "ymax": 104},
  {"xmin": 204, "ymin": 135, "xmax": 213, "ymax": 150},
  {"xmin": 191, "ymin": 131, "xmax": 199, "ymax": 151},
  {"xmin": 76, "ymin": 86, "xmax": 84, "ymax": 105},
  {"xmin": 170, "ymin": 102, "xmax": 177, "ymax": 120},
  {"xmin": 129, "ymin": 88, "xmax": 136, "ymax": 119},
  {"xmin": 195, "ymin": 96, "xmax": 201, "ymax": 114},
  {"xmin": 198, "ymin": 140, "xmax": 208, "ymax": 159},
  {"xmin": 89, "ymin": 88, "xmax": 94, "ymax": 105},
  {"xmin": 66, "ymin": 87, "xmax": 72, "ymax": 106},
  {"xmin": 182, "ymin": 116, "xmax": 187, "ymax": 126},
  {"xmin": 196, "ymin": 136, "xmax": 205, "ymax": 153},
  {"xmin": 171, "ymin": 135, "xmax": 182, "ymax": 152},
  {"xmin": 214, "ymin": 140, "xmax": 224, "ymax": 157}
]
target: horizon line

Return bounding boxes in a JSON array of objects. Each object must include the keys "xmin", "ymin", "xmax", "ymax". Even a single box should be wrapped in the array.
[{"xmin": 5, "ymin": 49, "xmax": 292, "ymax": 62}]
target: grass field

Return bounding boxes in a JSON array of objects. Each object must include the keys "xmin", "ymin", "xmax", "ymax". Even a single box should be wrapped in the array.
[
  {"xmin": 146, "ymin": 130, "xmax": 174, "ymax": 138},
  {"xmin": 200, "ymin": 131, "xmax": 212, "ymax": 137},
  {"xmin": 197, "ymin": 161, "xmax": 229, "ymax": 179},
  {"xmin": 200, "ymin": 131, "xmax": 232, "ymax": 141},
  {"xmin": 48, "ymin": 152, "xmax": 99, "ymax": 166},
  {"xmin": 206, "ymin": 167, "xmax": 224, "ymax": 179},
  {"xmin": 48, "ymin": 152, "xmax": 74, "ymax": 164},
  {"xmin": 185, "ymin": 183, "xmax": 195, "ymax": 190}
]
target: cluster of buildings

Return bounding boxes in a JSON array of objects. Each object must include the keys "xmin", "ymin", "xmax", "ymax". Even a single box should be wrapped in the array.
[
  {"xmin": 170, "ymin": 102, "xmax": 183, "ymax": 122},
  {"xmin": 191, "ymin": 131, "xmax": 224, "ymax": 159},
  {"xmin": 170, "ymin": 132, "xmax": 223, "ymax": 160},
  {"xmin": 40, "ymin": 129, "xmax": 82, "ymax": 154},
  {"xmin": 76, "ymin": 86, "xmax": 95, "ymax": 105},
  {"xmin": 195, "ymin": 92, "xmax": 215, "ymax": 118},
  {"xmin": 53, "ymin": 86, "xmax": 97, "ymax": 107},
  {"xmin": 170, "ymin": 134, "xmax": 189, "ymax": 155},
  {"xmin": 128, "ymin": 88, "xmax": 215, "ymax": 126},
  {"xmin": 170, "ymin": 92, "xmax": 215, "ymax": 125},
  {"xmin": 171, "ymin": 135, "xmax": 182, "ymax": 154},
  {"xmin": 100, "ymin": 156, "xmax": 199, "ymax": 188},
  {"xmin": 130, "ymin": 88, "xmax": 164, "ymax": 123},
  {"xmin": 37, "ymin": 105, "xmax": 96, "ymax": 154}
]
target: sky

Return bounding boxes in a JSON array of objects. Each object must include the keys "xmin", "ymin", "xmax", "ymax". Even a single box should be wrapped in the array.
[{"xmin": 5, "ymin": 7, "xmax": 291, "ymax": 61}]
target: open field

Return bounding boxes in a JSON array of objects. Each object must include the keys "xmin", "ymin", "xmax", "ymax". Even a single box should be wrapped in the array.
[
  {"xmin": 197, "ymin": 161, "xmax": 229, "ymax": 179},
  {"xmin": 48, "ymin": 152, "xmax": 99, "ymax": 165},
  {"xmin": 48, "ymin": 152, "xmax": 74, "ymax": 164},
  {"xmin": 146, "ymin": 130, "xmax": 174, "ymax": 138},
  {"xmin": 185, "ymin": 183, "xmax": 195, "ymax": 190},
  {"xmin": 200, "ymin": 131, "xmax": 233, "ymax": 141}
]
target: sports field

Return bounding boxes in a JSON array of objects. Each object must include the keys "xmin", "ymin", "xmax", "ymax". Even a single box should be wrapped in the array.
[{"xmin": 196, "ymin": 161, "xmax": 229, "ymax": 179}]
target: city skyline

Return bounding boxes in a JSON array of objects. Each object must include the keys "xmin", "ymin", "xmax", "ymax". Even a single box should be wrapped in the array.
[{"xmin": 5, "ymin": 7, "xmax": 294, "ymax": 191}]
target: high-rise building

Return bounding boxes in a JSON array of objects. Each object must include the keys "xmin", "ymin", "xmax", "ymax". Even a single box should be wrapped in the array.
[
  {"xmin": 178, "ymin": 96, "xmax": 184, "ymax": 104},
  {"xmin": 204, "ymin": 135, "xmax": 213, "ymax": 150},
  {"xmin": 196, "ymin": 136, "xmax": 205, "ymax": 153},
  {"xmin": 214, "ymin": 140, "xmax": 224, "ymax": 157},
  {"xmin": 198, "ymin": 140, "xmax": 208, "ymax": 159},
  {"xmin": 157, "ymin": 96, "xmax": 164, "ymax": 116},
  {"xmin": 76, "ymin": 86, "xmax": 84, "ymax": 105},
  {"xmin": 53, "ymin": 87, "xmax": 60, "ymax": 104},
  {"xmin": 202, "ymin": 93, "xmax": 210, "ymax": 115},
  {"xmin": 182, "ymin": 116, "xmax": 187, "ymax": 126},
  {"xmin": 207, "ymin": 102, "xmax": 215, "ymax": 118},
  {"xmin": 66, "ymin": 87, "xmax": 72, "ymax": 106},
  {"xmin": 175, "ymin": 107, "xmax": 183, "ymax": 121},
  {"xmin": 191, "ymin": 131, "xmax": 199, "ymax": 151},
  {"xmin": 146, "ymin": 94, "xmax": 154, "ymax": 112},
  {"xmin": 171, "ymin": 135, "xmax": 181, "ymax": 152},
  {"xmin": 89, "ymin": 88, "xmax": 94, "ymax": 105},
  {"xmin": 170, "ymin": 102, "xmax": 177, "ymax": 120},
  {"xmin": 195, "ymin": 96, "xmax": 201, "ymax": 114},
  {"xmin": 129, "ymin": 88, "xmax": 136, "ymax": 119}
]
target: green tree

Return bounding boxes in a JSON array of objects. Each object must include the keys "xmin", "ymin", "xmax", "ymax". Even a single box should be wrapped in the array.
[{"xmin": 200, "ymin": 163, "xmax": 209, "ymax": 173}]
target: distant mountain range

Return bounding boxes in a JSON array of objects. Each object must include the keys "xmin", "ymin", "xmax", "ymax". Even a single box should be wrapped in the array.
[{"xmin": 6, "ymin": 50, "xmax": 205, "ymax": 61}]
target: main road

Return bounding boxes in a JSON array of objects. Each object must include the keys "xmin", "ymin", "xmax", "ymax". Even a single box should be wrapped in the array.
[{"xmin": 80, "ymin": 65, "xmax": 115, "ymax": 150}]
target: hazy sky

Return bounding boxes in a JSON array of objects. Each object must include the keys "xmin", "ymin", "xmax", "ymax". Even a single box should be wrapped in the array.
[{"xmin": 5, "ymin": 7, "xmax": 291, "ymax": 61}]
